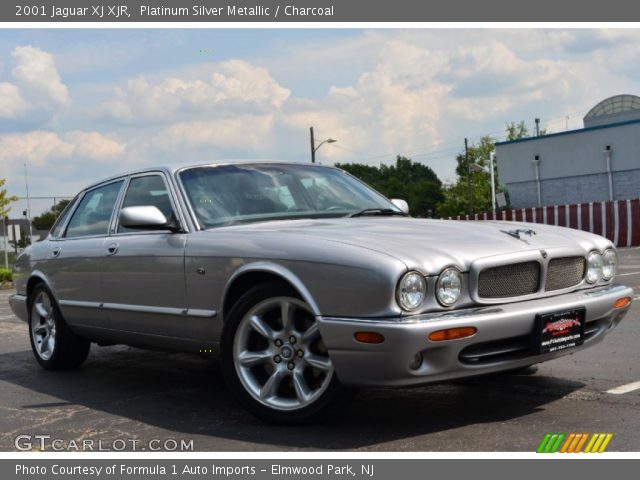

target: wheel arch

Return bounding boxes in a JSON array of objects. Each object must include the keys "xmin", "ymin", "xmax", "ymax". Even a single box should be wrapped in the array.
[
  {"xmin": 221, "ymin": 262, "xmax": 321, "ymax": 322},
  {"xmin": 26, "ymin": 272, "xmax": 55, "ymax": 305}
]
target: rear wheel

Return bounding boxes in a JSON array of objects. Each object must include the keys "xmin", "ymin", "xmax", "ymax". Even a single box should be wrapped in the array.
[
  {"xmin": 28, "ymin": 284, "xmax": 90, "ymax": 370},
  {"xmin": 221, "ymin": 283, "xmax": 352, "ymax": 424}
]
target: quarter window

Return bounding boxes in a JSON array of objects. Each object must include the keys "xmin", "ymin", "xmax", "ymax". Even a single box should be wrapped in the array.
[{"xmin": 65, "ymin": 181, "xmax": 124, "ymax": 238}]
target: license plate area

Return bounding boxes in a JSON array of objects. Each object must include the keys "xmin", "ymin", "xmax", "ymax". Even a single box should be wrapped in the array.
[{"xmin": 534, "ymin": 308, "xmax": 585, "ymax": 354}]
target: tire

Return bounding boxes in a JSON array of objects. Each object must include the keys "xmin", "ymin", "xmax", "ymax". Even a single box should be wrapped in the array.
[
  {"xmin": 221, "ymin": 282, "xmax": 352, "ymax": 424},
  {"xmin": 28, "ymin": 284, "xmax": 91, "ymax": 370}
]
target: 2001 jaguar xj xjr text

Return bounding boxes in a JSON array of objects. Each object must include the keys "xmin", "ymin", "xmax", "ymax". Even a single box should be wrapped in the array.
[{"xmin": 8, "ymin": 162, "xmax": 633, "ymax": 423}]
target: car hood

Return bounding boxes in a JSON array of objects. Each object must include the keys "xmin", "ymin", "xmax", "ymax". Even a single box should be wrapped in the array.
[{"xmin": 218, "ymin": 217, "xmax": 610, "ymax": 273}]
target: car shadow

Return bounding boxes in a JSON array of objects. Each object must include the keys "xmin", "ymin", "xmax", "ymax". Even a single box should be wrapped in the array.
[{"xmin": 0, "ymin": 346, "xmax": 585, "ymax": 451}]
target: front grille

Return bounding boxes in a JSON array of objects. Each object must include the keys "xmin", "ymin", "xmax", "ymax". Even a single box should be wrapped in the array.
[
  {"xmin": 477, "ymin": 261, "xmax": 540, "ymax": 298},
  {"xmin": 545, "ymin": 257, "xmax": 586, "ymax": 291}
]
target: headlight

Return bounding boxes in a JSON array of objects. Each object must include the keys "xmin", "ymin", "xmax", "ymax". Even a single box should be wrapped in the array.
[
  {"xmin": 397, "ymin": 271, "xmax": 426, "ymax": 311},
  {"xmin": 436, "ymin": 268, "xmax": 462, "ymax": 306},
  {"xmin": 586, "ymin": 251, "xmax": 603, "ymax": 284},
  {"xmin": 602, "ymin": 249, "xmax": 617, "ymax": 281}
]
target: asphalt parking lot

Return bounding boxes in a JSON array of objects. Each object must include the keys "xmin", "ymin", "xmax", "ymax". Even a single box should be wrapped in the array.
[{"xmin": 1, "ymin": 248, "xmax": 639, "ymax": 452}]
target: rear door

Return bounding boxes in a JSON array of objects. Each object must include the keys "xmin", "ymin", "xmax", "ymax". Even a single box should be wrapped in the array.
[{"xmin": 46, "ymin": 179, "xmax": 125, "ymax": 329}]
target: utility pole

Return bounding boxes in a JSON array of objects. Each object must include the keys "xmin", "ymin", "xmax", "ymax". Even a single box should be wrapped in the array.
[
  {"xmin": 535, "ymin": 118, "xmax": 540, "ymax": 137},
  {"xmin": 465, "ymin": 138, "xmax": 473, "ymax": 216},
  {"xmin": 2, "ymin": 217, "xmax": 8, "ymax": 270}
]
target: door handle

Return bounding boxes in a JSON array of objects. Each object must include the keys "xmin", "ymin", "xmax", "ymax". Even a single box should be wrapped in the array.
[
  {"xmin": 51, "ymin": 247, "xmax": 61, "ymax": 258},
  {"xmin": 106, "ymin": 243, "xmax": 119, "ymax": 256}
]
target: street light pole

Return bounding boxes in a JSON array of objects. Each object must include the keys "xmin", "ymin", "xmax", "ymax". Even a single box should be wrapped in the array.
[
  {"xmin": 465, "ymin": 138, "xmax": 473, "ymax": 216},
  {"xmin": 489, "ymin": 151, "xmax": 496, "ymax": 215},
  {"xmin": 310, "ymin": 127, "xmax": 316, "ymax": 163},
  {"xmin": 309, "ymin": 126, "xmax": 337, "ymax": 163}
]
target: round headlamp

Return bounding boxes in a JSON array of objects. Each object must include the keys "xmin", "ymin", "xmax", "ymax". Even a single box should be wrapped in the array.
[
  {"xmin": 586, "ymin": 251, "xmax": 603, "ymax": 284},
  {"xmin": 397, "ymin": 271, "xmax": 426, "ymax": 311},
  {"xmin": 436, "ymin": 268, "xmax": 462, "ymax": 306},
  {"xmin": 602, "ymin": 249, "xmax": 617, "ymax": 281}
]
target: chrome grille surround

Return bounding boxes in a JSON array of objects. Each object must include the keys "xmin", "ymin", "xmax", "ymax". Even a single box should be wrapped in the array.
[
  {"xmin": 546, "ymin": 256, "xmax": 586, "ymax": 291},
  {"xmin": 477, "ymin": 261, "xmax": 540, "ymax": 299},
  {"xmin": 471, "ymin": 250, "xmax": 589, "ymax": 303}
]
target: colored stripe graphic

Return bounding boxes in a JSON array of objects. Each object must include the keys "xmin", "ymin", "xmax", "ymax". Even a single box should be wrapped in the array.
[{"xmin": 538, "ymin": 433, "xmax": 613, "ymax": 453}]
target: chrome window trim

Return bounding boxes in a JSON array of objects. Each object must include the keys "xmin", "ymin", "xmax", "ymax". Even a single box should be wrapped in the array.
[{"xmin": 110, "ymin": 170, "xmax": 190, "ymax": 236}]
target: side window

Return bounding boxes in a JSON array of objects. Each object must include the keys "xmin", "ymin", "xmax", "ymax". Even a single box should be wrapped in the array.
[
  {"xmin": 50, "ymin": 196, "xmax": 78, "ymax": 238},
  {"xmin": 65, "ymin": 181, "xmax": 124, "ymax": 238},
  {"xmin": 118, "ymin": 175, "xmax": 176, "ymax": 233}
]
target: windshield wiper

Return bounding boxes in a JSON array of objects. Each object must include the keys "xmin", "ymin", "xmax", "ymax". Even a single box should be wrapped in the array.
[{"xmin": 349, "ymin": 208, "xmax": 408, "ymax": 218}]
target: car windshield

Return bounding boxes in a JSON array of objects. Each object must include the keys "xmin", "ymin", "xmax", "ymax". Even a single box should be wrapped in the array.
[{"xmin": 179, "ymin": 163, "xmax": 401, "ymax": 228}]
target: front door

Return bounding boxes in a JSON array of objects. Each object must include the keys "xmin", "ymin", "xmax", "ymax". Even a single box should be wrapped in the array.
[{"xmin": 101, "ymin": 173, "xmax": 189, "ymax": 338}]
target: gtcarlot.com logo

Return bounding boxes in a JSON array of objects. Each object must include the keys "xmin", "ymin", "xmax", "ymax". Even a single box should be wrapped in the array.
[{"xmin": 536, "ymin": 433, "xmax": 613, "ymax": 453}]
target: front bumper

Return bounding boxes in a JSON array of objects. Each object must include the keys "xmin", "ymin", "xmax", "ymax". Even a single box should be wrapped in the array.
[
  {"xmin": 8, "ymin": 293, "xmax": 28, "ymax": 323},
  {"xmin": 316, "ymin": 284, "xmax": 633, "ymax": 387}
]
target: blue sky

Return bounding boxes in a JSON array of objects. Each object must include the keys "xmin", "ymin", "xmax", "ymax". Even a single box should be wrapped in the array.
[{"xmin": 2, "ymin": 28, "xmax": 640, "ymax": 218}]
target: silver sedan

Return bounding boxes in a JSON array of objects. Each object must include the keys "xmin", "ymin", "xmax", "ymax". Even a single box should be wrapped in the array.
[{"xmin": 9, "ymin": 162, "xmax": 633, "ymax": 424}]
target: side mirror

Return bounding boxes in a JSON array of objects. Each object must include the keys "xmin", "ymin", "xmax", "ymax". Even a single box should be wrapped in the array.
[
  {"xmin": 119, "ymin": 206, "xmax": 180, "ymax": 232},
  {"xmin": 390, "ymin": 199, "xmax": 409, "ymax": 215}
]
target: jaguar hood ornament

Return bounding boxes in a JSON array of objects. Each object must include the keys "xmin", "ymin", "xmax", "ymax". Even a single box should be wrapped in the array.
[{"xmin": 500, "ymin": 228, "xmax": 537, "ymax": 241}]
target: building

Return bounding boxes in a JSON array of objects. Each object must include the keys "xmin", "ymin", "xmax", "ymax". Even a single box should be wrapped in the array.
[{"xmin": 495, "ymin": 94, "xmax": 640, "ymax": 209}]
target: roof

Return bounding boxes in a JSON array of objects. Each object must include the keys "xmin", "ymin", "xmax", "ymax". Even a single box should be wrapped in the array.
[
  {"xmin": 495, "ymin": 116, "xmax": 640, "ymax": 146},
  {"xmin": 584, "ymin": 94, "xmax": 640, "ymax": 120}
]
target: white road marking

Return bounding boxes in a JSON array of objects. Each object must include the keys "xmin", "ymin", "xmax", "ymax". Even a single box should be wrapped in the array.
[
  {"xmin": 615, "ymin": 271, "xmax": 640, "ymax": 277},
  {"xmin": 606, "ymin": 381, "xmax": 640, "ymax": 395}
]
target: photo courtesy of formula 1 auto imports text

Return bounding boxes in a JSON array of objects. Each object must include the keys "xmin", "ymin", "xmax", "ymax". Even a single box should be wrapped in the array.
[{"xmin": 0, "ymin": 1, "xmax": 639, "ymax": 479}]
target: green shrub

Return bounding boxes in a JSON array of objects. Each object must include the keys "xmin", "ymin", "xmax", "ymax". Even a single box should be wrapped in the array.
[{"xmin": 0, "ymin": 268, "xmax": 12, "ymax": 283}]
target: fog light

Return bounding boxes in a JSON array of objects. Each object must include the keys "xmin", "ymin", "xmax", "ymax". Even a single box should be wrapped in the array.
[
  {"xmin": 613, "ymin": 297, "xmax": 632, "ymax": 309},
  {"xmin": 354, "ymin": 332, "xmax": 385, "ymax": 344},
  {"xmin": 428, "ymin": 327, "xmax": 477, "ymax": 342},
  {"xmin": 409, "ymin": 352, "xmax": 423, "ymax": 370}
]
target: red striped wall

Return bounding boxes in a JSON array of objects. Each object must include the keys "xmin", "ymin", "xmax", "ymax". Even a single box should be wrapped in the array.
[{"xmin": 451, "ymin": 199, "xmax": 640, "ymax": 247}]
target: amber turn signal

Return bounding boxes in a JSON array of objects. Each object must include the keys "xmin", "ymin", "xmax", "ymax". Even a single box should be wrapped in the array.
[
  {"xmin": 428, "ymin": 327, "xmax": 477, "ymax": 342},
  {"xmin": 613, "ymin": 296, "xmax": 632, "ymax": 309},
  {"xmin": 354, "ymin": 332, "xmax": 385, "ymax": 344}
]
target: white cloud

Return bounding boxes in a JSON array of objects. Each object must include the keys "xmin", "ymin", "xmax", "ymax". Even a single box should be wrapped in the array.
[
  {"xmin": 0, "ymin": 45, "xmax": 70, "ymax": 120},
  {"xmin": 0, "ymin": 82, "xmax": 29, "ymax": 119},
  {"xmin": 0, "ymin": 131, "xmax": 125, "ymax": 171},
  {"xmin": 65, "ymin": 131, "xmax": 127, "ymax": 160},
  {"xmin": 99, "ymin": 60, "xmax": 290, "ymax": 124},
  {"xmin": 151, "ymin": 115, "xmax": 275, "ymax": 155},
  {"xmin": 11, "ymin": 45, "xmax": 70, "ymax": 108},
  {"xmin": 0, "ymin": 131, "xmax": 74, "ymax": 166}
]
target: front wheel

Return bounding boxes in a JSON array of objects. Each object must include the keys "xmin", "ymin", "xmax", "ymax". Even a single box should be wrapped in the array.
[
  {"xmin": 221, "ymin": 283, "xmax": 352, "ymax": 424},
  {"xmin": 28, "ymin": 284, "xmax": 91, "ymax": 370}
]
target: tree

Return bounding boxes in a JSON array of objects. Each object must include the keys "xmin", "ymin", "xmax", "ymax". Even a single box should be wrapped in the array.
[
  {"xmin": 32, "ymin": 199, "xmax": 71, "ymax": 231},
  {"xmin": 506, "ymin": 120, "xmax": 529, "ymax": 141},
  {"xmin": 438, "ymin": 136, "xmax": 499, "ymax": 218},
  {"xmin": 0, "ymin": 178, "xmax": 18, "ymax": 219},
  {"xmin": 336, "ymin": 156, "xmax": 444, "ymax": 217},
  {"xmin": 506, "ymin": 120, "xmax": 547, "ymax": 140}
]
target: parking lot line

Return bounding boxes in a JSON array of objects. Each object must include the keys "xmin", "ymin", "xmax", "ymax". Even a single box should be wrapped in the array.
[
  {"xmin": 606, "ymin": 380, "xmax": 640, "ymax": 395},
  {"xmin": 615, "ymin": 271, "xmax": 640, "ymax": 276}
]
